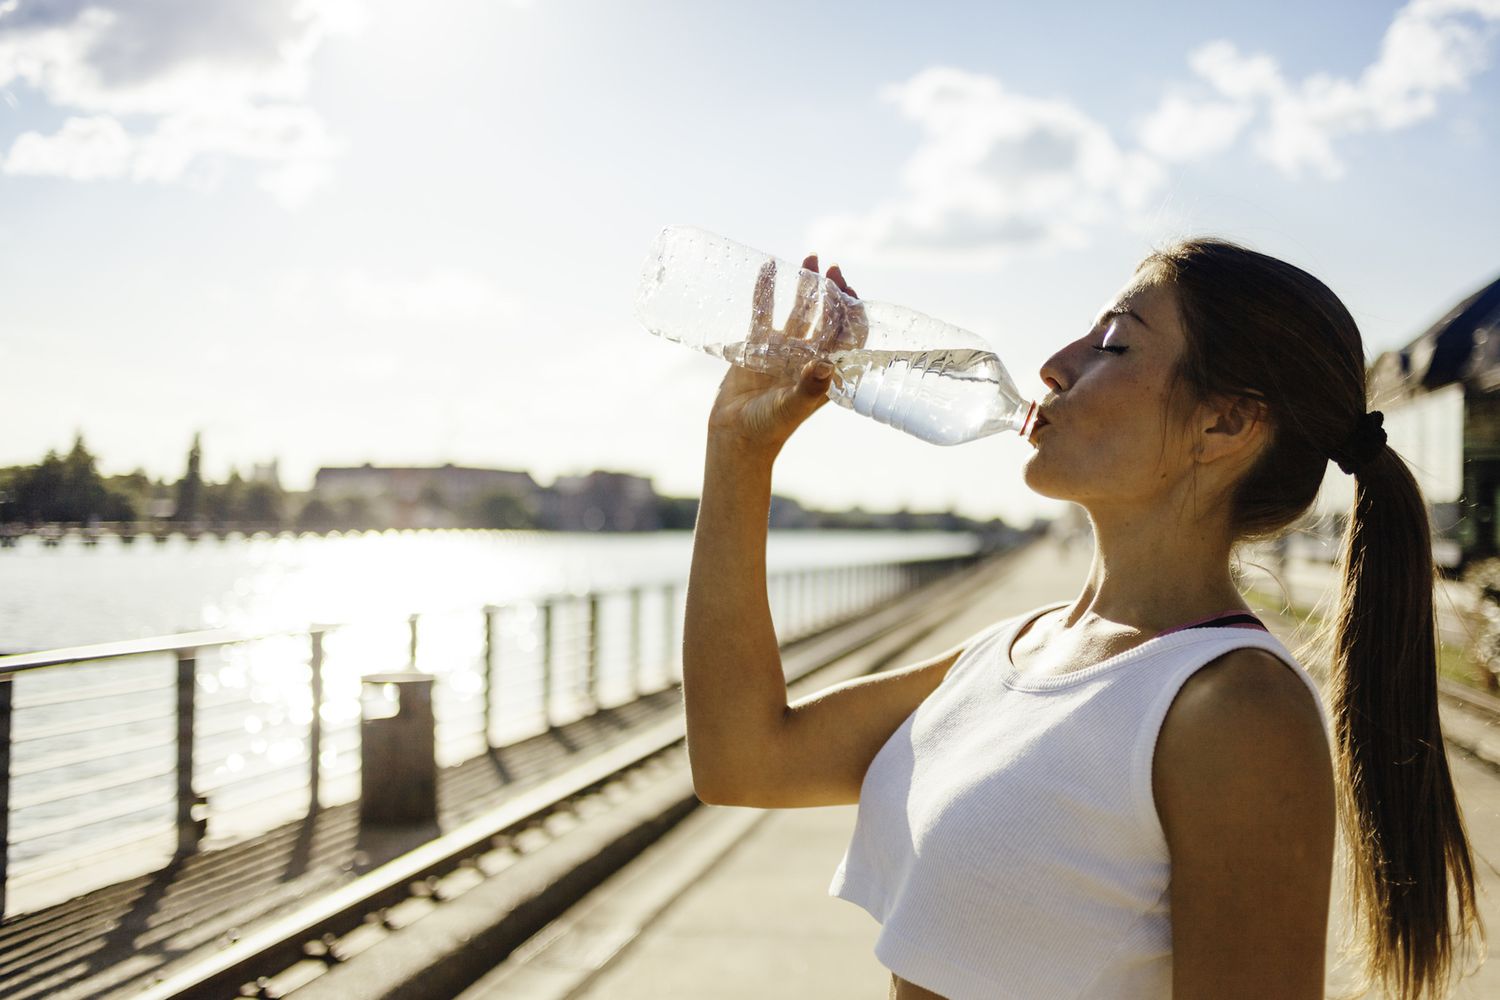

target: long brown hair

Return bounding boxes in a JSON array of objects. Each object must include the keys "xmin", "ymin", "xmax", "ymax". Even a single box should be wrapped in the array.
[{"xmin": 1143, "ymin": 238, "xmax": 1486, "ymax": 999}]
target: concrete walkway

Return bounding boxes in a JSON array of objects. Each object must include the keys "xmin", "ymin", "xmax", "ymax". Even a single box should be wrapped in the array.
[
  {"xmin": 469, "ymin": 536, "xmax": 1500, "ymax": 999},
  {"xmin": 467, "ymin": 538, "xmax": 1091, "ymax": 998},
  {"xmin": 576, "ymin": 540, "xmax": 1095, "ymax": 1000}
]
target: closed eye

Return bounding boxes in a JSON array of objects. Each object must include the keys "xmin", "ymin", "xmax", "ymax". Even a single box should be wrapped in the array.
[{"xmin": 1092, "ymin": 344, "xmax": 1129, "ymax": 355}]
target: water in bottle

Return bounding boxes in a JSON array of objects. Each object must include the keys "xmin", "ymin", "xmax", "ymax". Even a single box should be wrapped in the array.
[{"xmin": 635, "ymin": 226, "xmax": 1038, "ymax": 446}]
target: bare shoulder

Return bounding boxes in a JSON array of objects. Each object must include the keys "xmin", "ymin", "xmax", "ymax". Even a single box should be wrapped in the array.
[
  {"xmin": 1155, "ymin": 647, "xmax": 1331, "ymax": 815},
  {"xmin": 1163, "ymin": 646, "xmax": 1326, "ymax": 745},
  {"xmin": 1152, "ymin": 649, "xmax": 1336, "ymax": 997}
]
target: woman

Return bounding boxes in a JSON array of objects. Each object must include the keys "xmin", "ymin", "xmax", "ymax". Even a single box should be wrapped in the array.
[{"xmin": 682, "ymin": 239, "xmax": 1485, "ymax": 999}]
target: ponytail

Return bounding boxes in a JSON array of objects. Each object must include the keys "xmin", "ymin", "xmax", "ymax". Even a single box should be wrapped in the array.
[
  {"xmin": 1143, "ymin": 235, "xmax": 1488, "ymax": 997},
  {"xmin": 1329, "ymin": 447, "xmax": 1486, "ymax": 999}
]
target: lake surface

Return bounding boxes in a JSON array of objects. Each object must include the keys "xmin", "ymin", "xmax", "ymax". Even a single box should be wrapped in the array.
[
  {"xmin": 0, "ymin": 528, "xmax": 980, "ymax": 652},
  {"xmin": 0, "ymin": 528, "xmax": 979, "ymax": 910}
]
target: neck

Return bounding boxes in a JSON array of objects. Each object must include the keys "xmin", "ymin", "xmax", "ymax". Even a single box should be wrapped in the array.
[{"xmin": 1065, "ymin": 504, "xmax": 1244, "ymax": 634}]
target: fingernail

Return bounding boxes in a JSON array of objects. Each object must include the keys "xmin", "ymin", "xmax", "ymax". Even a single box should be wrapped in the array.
[{"xmin": 812, "ymin": 361, "xmax": 833, "ymax": 379}]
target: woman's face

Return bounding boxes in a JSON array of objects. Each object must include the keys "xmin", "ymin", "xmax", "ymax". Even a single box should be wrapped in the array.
[{"xmin": 1023, "ymin": 270, "xmax": 1201, "ymax": 510}]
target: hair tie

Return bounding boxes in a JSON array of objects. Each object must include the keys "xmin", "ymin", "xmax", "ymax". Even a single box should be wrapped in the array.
[{"xmin": 1330, "ymin": 410, "xmax": 1386, "ymax": 475}]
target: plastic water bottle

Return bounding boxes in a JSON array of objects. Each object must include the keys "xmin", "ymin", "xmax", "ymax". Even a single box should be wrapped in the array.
[{"xmin": 634, "ymin": 225, "xmax": 1038, "ymax": 446}]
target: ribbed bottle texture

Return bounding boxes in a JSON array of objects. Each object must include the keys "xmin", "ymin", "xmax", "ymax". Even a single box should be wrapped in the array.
[{"xmin": 635, "ymin": 226, "xmax": 1037, "ymax": 445}]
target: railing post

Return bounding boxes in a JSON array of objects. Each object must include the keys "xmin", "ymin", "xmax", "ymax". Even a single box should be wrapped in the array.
[
  {"xmin": 308, "ymin": 631, "xmax": 324, "ymax": 814},
  {"xmin": 629, "ymin": 587, "xmax": 643, "ymax": 700},
  {"xmin": 483, "ymin": 606, "xmax": 496, "ymax": 748},
  {"xmin": 662, "ymin": 584, "xmax": 676, "ymax": 684},
  {"xmin": 798, "ymin": 569, "xmax": 809, "ymax": 634},
  {"xmin": 819, "ymin": 568, "xmax": 831, "ymax": 626},
  {"xmin": 1, "ymin": 674, "xmax": 11, "ymax": 920},
  {"xmin": 541, "ymin": 599, "xmax": 554, "ymax": 728},
  {"xmin": 586, "ymin": 593, "xmax": 601, "ymax": 710},
  {"xmin": 176, "ymin": 649, "xmax": 206, "ymax": 854}
]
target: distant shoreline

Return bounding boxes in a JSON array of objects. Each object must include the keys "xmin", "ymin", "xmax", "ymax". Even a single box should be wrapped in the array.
[{"xmin": 0, "ymin": 522, "xmax": 1009, "ymax": 547}]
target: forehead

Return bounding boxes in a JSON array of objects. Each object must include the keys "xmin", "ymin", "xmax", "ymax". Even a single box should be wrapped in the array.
[{"xmin": 1102, "ymin": 270, "xmax": 1182, "ymax": 341}]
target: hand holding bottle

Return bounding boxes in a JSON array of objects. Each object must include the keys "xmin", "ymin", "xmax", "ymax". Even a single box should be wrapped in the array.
[
  {"xmin": 706, "ymin": 254, "xmax": 866, "ymax": 458},
  {"xmin": 637, "ymin": 226, "xmax": 1037, "ymax": 446}
]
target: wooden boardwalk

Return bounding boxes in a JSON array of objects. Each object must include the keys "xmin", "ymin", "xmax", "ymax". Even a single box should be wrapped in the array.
[{"xmin": 0, "ymin": 688, "xmax": 686, "ymax": 1000}]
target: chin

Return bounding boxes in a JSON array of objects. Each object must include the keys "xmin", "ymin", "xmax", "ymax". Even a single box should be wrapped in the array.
[{"xmin": 1020, "ymin": 454, "xmax": 1077, "ymax": 502}]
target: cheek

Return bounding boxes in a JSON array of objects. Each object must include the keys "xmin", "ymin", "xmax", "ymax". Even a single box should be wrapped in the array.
[{"xmin": 1022, "ymin": 386, "xmax": 1180, "ymax": 495}]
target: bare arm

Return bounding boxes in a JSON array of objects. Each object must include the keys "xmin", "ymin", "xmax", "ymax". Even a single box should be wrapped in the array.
[
  {"xmin": 681, "ymin": 258, "xmax": 979, "ymax": 807},
  {"xmin": 1155, "ymin": 648, "xmax": 1335, "ymax": 999},
  {"xmin": 685, "ymin": 432, "xmax": 968, "ymax": 808},
  {"xmin": 682, "ymin": 444, "xmax": 788, "ymax": 804}
]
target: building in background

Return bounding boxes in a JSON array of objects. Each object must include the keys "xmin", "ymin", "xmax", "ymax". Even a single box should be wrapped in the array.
[
  {"xmin": 250, "ymin": 460, "xmax": 281, "ymax": 487},
  {"xmin": 306, "ymin": 463, "xmax": 1025, "ymax": 537},
  {"xmin": 1361, "ymin": 271, "xmax": 1500, "ymax": 569},
  {"xmin": 314, "ymin": 463, "xmax": 541, "ymax": 529},
  {"xmin": 537, "ymin": 471, "xmax": 662, "ymax": 532}
]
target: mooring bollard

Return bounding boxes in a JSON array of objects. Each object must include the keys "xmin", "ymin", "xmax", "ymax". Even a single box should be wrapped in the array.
[{"xmin": 359, "ymin": 672, "xmax": 437, "ymax": 826}]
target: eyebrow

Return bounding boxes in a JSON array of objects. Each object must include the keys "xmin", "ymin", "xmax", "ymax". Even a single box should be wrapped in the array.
[{"xmin": 1099, "ymin": 305, "xmax": 1154, "ymax": 332}]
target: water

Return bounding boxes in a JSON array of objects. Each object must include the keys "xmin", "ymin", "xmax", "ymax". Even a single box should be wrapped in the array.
[
  {"xmin": 826, "ymin": 347, "xmax": 1035, "ymax": 445},
  {"xmin": 717, "ymin": 342, "xmax": 1036, "ymax": 446},
  {"xmin": 635, "ymin": 226, "xmax": 1037, "ymax": 445},
  {"xmin": 0, "ymin": 528, "xmax": 979, "ymax": 909},
  {"xmin": 0, "ymin": 528, "xmax": 975, "ymax": 653}
]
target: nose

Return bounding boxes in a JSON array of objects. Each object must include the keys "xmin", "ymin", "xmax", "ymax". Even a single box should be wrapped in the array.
[{"xmin": 1038, "ymin": 346, "xmax": 1070, "ymax": 394}]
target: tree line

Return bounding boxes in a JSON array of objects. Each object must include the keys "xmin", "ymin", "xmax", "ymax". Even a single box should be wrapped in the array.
[
  {"xmin": 0, "ymin": 434, "xmax": 559, "ymax": 532},
  {"xmin": 1, "ymin": 435, "xmax": 1027, "ymax": 540},
  {"xmin": 0, "ymin": 433, "xmax": 287, "ymax": 528}
]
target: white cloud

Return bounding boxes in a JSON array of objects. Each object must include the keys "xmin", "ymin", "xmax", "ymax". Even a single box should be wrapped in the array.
[
  {"xmin": 1154, "ymin": 0, "xmax": 1500, "ymax": 178},
  {"xmin": 1138, "ymin": 93, "xmax": 1254, "ymax": 162},
  {"xmin": 257, "ymin": 158, "xmax": 335, "ymax": 210},
  {"xmin": 4, "ymin": 114, "xmax": 132, "ymax": 179},
  {"xmin": 0, "ymin": 0, "xmax": 360, "ymax": 207},
  {"xmin": 1188, "ymin": 41, "xmax": 1286, "ymax": 103},
  {"xmin": 817, "ymin": 0, "xmax": 1500, "ymax": 266},
  {"xmin": 809, "ymin": 67, "xmax": 1165, "ymax": 269}
]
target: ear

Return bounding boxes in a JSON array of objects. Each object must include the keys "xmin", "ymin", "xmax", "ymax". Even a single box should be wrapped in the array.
[{"xmin": 1193, "ymin": 394, "xmax": 1269, "ymax": 467}]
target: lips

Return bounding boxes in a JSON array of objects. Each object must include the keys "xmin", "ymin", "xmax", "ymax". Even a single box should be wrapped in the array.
[{"xmin": 1028, "ymin": 410, "xmax": 1051, "ymax": 441}]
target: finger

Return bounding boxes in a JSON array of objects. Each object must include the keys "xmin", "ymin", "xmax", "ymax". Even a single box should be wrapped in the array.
[
  {"xmin": 804, "ymin": 357, "xmax": 835, "ymax": 385},
  {"xmin": 790, "ymin": 358, "xmax": 835, "ymax": 407},
  {"xmin": 840, "ymin": 298, "xmax": 870, "ymax": 352},
  {"xmin": 827, "ymin": 264, "xmax": 850, "ymax": 295},
  {"xmin": 749, "ymin": 260, "xmax": 775, "ymax": 345},
  {"xmin": 782, "ymin": 265, "xmax": 820, "ymax": 342},
  {"xmin": 811, "ymin": 272, "xmax": 848, "ymax": 355}
]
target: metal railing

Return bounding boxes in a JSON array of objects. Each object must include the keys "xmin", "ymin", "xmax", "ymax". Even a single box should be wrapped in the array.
[{"xmin": 0, "ymin": 552, "xmax": 979, "ymax": 919}]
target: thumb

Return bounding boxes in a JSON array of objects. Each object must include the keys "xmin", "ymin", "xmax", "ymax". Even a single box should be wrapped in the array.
[
  {"xmin": 777, "ymin": 358, "xmax": 834, "ymax": 422},
  {"xmin": 801, "ymin": 358, "xmax": 834, "ymax": 392},
  {"xmin": 797, "ymin": 358, "xmax": 835, "ymax": 401}
]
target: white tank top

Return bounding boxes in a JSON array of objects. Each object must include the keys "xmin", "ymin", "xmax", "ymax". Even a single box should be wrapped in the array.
[{"xmin": 828, "ymin": 604, "xmax": 1332, "ymax": 999}]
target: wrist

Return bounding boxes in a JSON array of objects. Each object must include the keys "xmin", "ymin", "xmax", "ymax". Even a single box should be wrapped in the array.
[
  {"xmin": 701, "ymin": 441, "xmax": 777, "ymax": 513},
  {"xmin": 705, "ymin": 428, "xmax": 782, "ymax": 471}
]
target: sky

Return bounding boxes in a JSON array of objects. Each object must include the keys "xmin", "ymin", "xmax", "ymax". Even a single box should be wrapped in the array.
[{"xmin": 1, "ymin": 0, "xmax": 1498, "ymax": 527}]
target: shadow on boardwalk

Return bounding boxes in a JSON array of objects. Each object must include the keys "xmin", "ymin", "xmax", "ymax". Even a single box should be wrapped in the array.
[{"xmin": 0, "ymin": 689, "xmax": 683, "ymax": 1000}]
